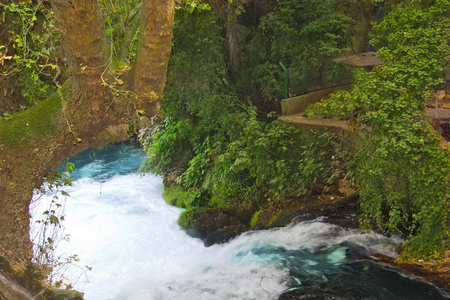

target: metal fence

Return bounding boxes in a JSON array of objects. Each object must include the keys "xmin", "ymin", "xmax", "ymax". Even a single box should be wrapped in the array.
[{"xmin": 282, "ymin": 61, "xmax": 354, "ymax": 98}]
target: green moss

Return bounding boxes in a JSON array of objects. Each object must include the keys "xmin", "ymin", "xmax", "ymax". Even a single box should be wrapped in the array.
[
  {"xmin": 162, "ymin": 183, "xmax": 186, "ymax": 207},
  {"xmin": 0, "ymin": 256, "xmax": 85, "ymax": 299},
  {"xmin": 177, "ymin": 207, "xmax": 250, "ymax": 245},
  {"xmin": 250, "ymin": 208, "xmax": 281, "ymax": 229},
  {"xmin": 177, "ymin": 207, "xmax": 198, "ymax": 229},
  {"xmin": 17, "ymin": 263, "xmax": 48, "ymax": 294},
  {"xmin": 45, "ymin": 287, "xmax": 84, "ymax": 300},
  {"xmin": 0, "ymin": 258, "xmax": 48, "ymax": 298},
  {"xmin": 266, "ymin": 211, "xmax": 280, "ymax": 227},
  {"xmin": 0, "ymin": 80, "xmax": 71, "ymax": 145},
  {"xmin": 250, "ymin": 210, "xmax": 261, "ymax": 229}
]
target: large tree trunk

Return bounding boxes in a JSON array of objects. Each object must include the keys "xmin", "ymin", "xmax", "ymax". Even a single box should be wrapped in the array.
[
  {"xmin": 133, "ymin": 0, "xmax": 174, "ymax": 115},
  {"xmin": 0, "ymin": 0, "xmax": 174, "ymax": 273}
]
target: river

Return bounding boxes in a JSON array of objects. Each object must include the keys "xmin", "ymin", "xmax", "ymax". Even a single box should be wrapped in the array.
[{"xmin": 30, "ymin": 143, "xmax": 450, "ymax": 300}]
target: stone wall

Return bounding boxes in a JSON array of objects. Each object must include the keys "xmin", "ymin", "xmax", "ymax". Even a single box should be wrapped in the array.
[{"xmin": 281, "ymin": 85, "xmax": 352, "ymax": 116}]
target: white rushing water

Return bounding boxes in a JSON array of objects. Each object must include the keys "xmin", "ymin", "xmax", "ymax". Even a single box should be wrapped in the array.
[
  {"xmin": 33, "ymin": 172, "xmax": 291, "ymax": 300},
  {"xmin": 30, "ymin": 144, "xmax": 450, "ymax": 300}
]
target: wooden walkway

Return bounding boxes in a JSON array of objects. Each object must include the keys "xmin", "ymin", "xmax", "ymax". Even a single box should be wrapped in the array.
[
  {"xmin": 279, "ymin": 85, "xmax": 350, "ymax": 129},
  {"xmin": 279, "ymin": 113, "xmax": 349, "ymax": 129}
]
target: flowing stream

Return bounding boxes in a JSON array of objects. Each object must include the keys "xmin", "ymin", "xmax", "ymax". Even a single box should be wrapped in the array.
[{"xmin": 31, "ymin": 143, "xmax": 449, "ymax": 300}]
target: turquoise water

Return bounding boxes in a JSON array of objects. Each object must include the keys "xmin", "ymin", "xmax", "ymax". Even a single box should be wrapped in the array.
[{"xmin": 33, "ymin": 143, "xmax": 449, "ymax": 300}]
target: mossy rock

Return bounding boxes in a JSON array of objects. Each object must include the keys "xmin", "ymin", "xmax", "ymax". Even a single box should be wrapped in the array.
[
  {"xmin": 0, "ymin": 257, "xmax": 85, "ymax": 300},
  {"xmin": 18, "ymin": 263, "xmax": 47, "ymax": 293},
  {"xmin": 162, "ymin": 183, "xmax": 186, "ymax": 207},
  {"xmin": 45, "ymin": 287, "xmax": 84, "ymax": 300},
  {"xmin": 251, "ymin": 208, "xmax": 281, "ymax": 230},
  {"xmin": 0, "ymin": 256, "xmax": 14, "ymax": 276},
  {"xmin": 251, "ymin": 195, "xmax": 359, "ymax": 230},
  {"xmin": 0, "ymin": 80, "xmax": 71, "ymax": 146},
  {"xmin": 220, "ymin": 204, "xmax": 254, "ymax": 224},
  {"xmin": 178, "ymin": 207, "xmax": 250, "ymax": 246}
]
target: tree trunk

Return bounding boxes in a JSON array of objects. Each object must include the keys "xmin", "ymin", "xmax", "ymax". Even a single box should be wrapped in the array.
[
  {"xmin": 133, "ymin": 0, "xmax": 174, "ymax": 115},
  {"xmin": 0, "ymin": 0, "xmax": 174, "ymax": 273}
]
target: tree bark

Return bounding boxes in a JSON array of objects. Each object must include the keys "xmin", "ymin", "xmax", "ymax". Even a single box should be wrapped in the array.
[
  {"xmin": 133, "ymin": 0, "xmax": 174, "ymax": 115},
  {"xmin": 49, "ymin": 0, "xmax": 117, "ymax": 133},
  {"xmin": 0, "ymin": 0, "xmax": 174, "ymax": 272}
]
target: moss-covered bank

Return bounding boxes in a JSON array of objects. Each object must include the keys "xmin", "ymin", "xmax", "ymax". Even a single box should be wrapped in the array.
[
  {"xmin": 163, "ymin": 182, "xmax": 450, "ymax": 294},
  {"xmin": 0, "ymin": 80, "xmax": 70, "ymax": 146},
  {"xmin": 0, "ymin": 256, "xmax": 84, "ymax": 300},
  {"xmin": 163, "ymin": 181, "xmax": 359, "ymax": 245}
]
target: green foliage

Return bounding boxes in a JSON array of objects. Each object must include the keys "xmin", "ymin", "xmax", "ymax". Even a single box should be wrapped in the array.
[
  {"xmin": 239, "ymin": 0, "xmax": 353, "ymax": 100},
  {"xmin": 176, "ymin": 0, "xmax": 211, "ymax": 13},
  {"xmin": 167, "ymin": 6, "xmax": 227, "ymax": 93},
  {"xmin": 262, "ymin": 0, "xmax": 351, "ymax": 63},
  {"xmin": 208, "ymin": 113, "xmax": 335, "ymax": 208},
  {"xmin": 305, "ymin": 90, "xmax": 357, "ymax": 120},
  {"xmin": 140, "ymin": 91, "xmax": 246, "ymax": 177},
  {"xmin": 30, "ymin": 161, "xmax": 91, "ymax": 288},
  {"xmin": 349, "ymin": 0, "xmax": 450, "ymax": 258},
  {"xmin": 30, "ymin": 161, "xmax": 88, "ymax": 286},
  {"xmin": 140, "ymin": 118, "xmax": 194, "ymax": 176},
  {"xmin": 2, "ymin": 1, "xmax": 59, "ymax": 106},
  {"xmin": 143, "ymin": 95, "xmax": 340, "ymax": 211},
  {"xmin": 140, "ymin": 5, "xmax": 237, "ymax": 180},
  {"xmin": 140, "ymin": 0, "xmax": 449, "ymax": 261},
  {"xmin": 0, "ymin": 112, "xmax": 13, "ymax": 121}
]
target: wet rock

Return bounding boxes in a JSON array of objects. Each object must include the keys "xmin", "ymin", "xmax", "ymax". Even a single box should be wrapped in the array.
[
  {"xmin": 279, "ymin": 290, "xmax": 360, "ymax": 300},
  {"xmin": 372, "ymin": 252, "xmax": 450, "ymax": 294},
  {"xmin": 45, "ymin": 287, "xmax": 84, "ymax": 300},
  {"xmin": 337, "ymin": 179, "xmax": 357, "ymax": 199},
  {"xmin": 178, "ymin": 207, "xmax": 250, "ymax": 246},
  {"xmin": 252, "ymin": 195, "xmax": 359, "ymax": 231},
  {"xmin": 0, "ymin": 273, "xmax": 34, "ymax": 300}
]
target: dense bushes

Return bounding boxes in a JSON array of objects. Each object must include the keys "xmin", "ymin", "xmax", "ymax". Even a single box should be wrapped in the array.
[
  {"xmin": 353, "ymin": 0, "xmax": 449, "ymax": 258},
  {"xmin": 305, "ymin": 0, "xmax": 450, "ymax": 258},
  {"xmin": 206, "ymin": 115, "xmax": 336, "ymax": 208},
  {"xmin": 138, "ymin": 1, "xmax": 349, "ymax": 222},
  {"xmin": 142, "ymin": 94, "xmax": 343, "ymax": 210}
]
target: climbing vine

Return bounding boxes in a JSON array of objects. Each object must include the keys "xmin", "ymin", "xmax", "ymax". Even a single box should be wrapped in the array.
[
  {"xmin": 0, "ymin": 1, "xmax": 60, "ymax": 108},
  {"xmin": 99, "ymin": 0, "xmax": 142, "ymax": 66}
]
